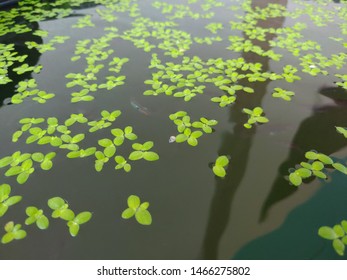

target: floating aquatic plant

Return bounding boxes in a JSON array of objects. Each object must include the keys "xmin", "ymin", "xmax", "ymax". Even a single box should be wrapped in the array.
[
  {"xmin": 242, "ymin": 107, "xmax": 269, "ymax": 129},
  {"xmin": 1, "ymin": 222, "xmax": 26, "ymax": 244},
  {"xmin": 272, "ymin": 88, "xmax": 295, "ymax": 101},
  {"xmin": 318, "ymin": 221, "xmax": 347, "ymax": 256},
  {"xmin": 122, "ymin": 195, "xmax": 152, "ymax": 225},
  {"xmin": 0, "ymin": 184, "xmax": 22, "ymax": 217},
  {"xmin": 111, "ymin": 126, "xmax": 138, "ymax": 146},
  {"xmin": 25, "ymin": 207, "xmax": 49, "ymax": 230},
  {"xmin": 31, "ymin": 152, "xmax": 56, "ymax": 170},
  {"xmin": 66, "ymin": 211, "xmax": 92, "ymax": 237},
  {"xmin": 212, "ymin": 155, "xmax": 229, "ymax": 178},
  {"xmin": 48, "ymin": 197, "xmax": 92, "ymax": 236},
  {"xmin": 67, "ymin": 147, "xmax": 96, "ymax": 159},
  {"xmin": 5, "ymin": 158, "xmax": 35, "ymax": 184},
  {"xmin": 129, "ymin": 141, "xmax": 159, "ymax": 161},
  {"xmin": 288, "ymin": 151, "xmax": 347, "ymax": 187},
  {"xmin": 115, "ymin": 156, "xmax": 131, "ymax": 172},
  {"xmin": 169, "ymin": 111, "xmax": 218, "ymax": 146}
]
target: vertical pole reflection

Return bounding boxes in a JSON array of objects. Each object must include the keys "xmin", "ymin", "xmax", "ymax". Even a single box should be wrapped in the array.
[{"xmin": 201, "ymin": 0, "xmax": 288, "ymax": 259}]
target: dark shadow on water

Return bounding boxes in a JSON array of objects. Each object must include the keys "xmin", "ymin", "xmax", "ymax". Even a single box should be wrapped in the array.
[
  {"xmin": 235, "ymin": 168, "xmax": 347, "ymax": 259},
  {"xmin": 201, "ymin": 0, "xmax": 288, "ymax": 259},
  {"xmin": 260, "ymin": 86, "xmax": 347, "ymax": 221}
]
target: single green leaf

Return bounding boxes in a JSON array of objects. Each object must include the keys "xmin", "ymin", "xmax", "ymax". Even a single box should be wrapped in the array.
[
  {"xmin": 48, "ymin": 197, "xmax": 65, "ymax": 210},
  {"xmin": 317, "ymin": 154, "xmax": 333, "ymax": 165},
  {"xmin": 318, "ymin": 226, "xmax": 338, "ymax": 240},
  {"xmin": 1, "ymin": 232, "xmax": 14, "ymax": 244},
  {"xmin": 0, "ymin": 204, "xmax": 9, "ymax": 217},
  {"xmin": 305, "ymin": 151, "xmax": 318, "ymax": 160},
  {"xmin": 128, "ymin": 195, "xmax": 140, "ymax": 209},
  {"xmin": 68, "ymin": 222, "xmax": 80, "ymax": 237},
  {"xmin": 143, "ymin": 152, "xmax": 159, "ymax": 161},
  {"xmin": 36, "ymin": 215, "xmax": 49, "ymax": 230},
  {"xmin": 75, "ymin": 212, "xmax": 92, "ymax": 224},
  {"xmin": 17, "ymin": 172, "xmax": 30, "ymax": 184},
  {"xmin": 4, "ymin": 196, "xmax": 22, "ymax": 207},
  {"xmin": 41, "ymin": 160, "xmax": 53, "ymax": 171},
  {"xmin": 333, "ymin": 239, "xmax": 345, "ymax": 256},
  {"xmin": 60, "ymin": 209, "xmax": 75, "ymax": 221},
  {"xmin": 213, "ymin": 165, "xmax": 226, "ymax": 178},
  {"xmin": 334, "ymin": 225, "xmax": 345, "ymax": 238},
  {"xmin": 121, "ymin": 208, "xmax": 135, "ymax": 219},
  {"xmin": 129, "ymin": 151, "xmax": 143, "ymax": 160},
  {"xmin": 216, "ymin": 156, "xmax": 229, "ymax": 167},
  {"xmin": 289, "ymin": 172, "xmax": 302, "ymax": 186},
  {"xmin": 135, "ymin": 209, "xmax": 152, "ymax": 225},
  {"xmin": 333, "ymin": 163, "xmax": 347, "ymax": 174}
]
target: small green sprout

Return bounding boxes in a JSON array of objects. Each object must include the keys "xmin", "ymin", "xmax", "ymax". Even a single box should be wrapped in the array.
[
  {"xmin": 122, "ymin": 195, "xmax": 152, "ymax": 225},
  {"xmin": 25, "ymin": 207, "xmax": 49, "ymax": 230},
  {"xmin": 213, "ymin": 155, "xmax": 229, "ymax": 178},
  {"xmin": 0, "ymin": 184, "xmax": 22, "ymax": 217},
  {"xmin": 1, "ymin": 222, "xmax": 27, "ymax": 244}
]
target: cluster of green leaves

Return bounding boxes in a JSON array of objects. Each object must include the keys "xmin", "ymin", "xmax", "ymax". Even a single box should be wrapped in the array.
[
  {"xmin": 228, "ymin": 35, "xmax": 282, "ymax": 61},
  {"xmin": 272, "ymin": 87, "xmax": 295, "ymax": 101},
  {"xmin": 205, "ymin": 22, "xmax": 223, "ymax": 34},
  {"xmin": 72, "ymin": 15, "xmax": 95, "ymax": 28},
  {"xmin": 122, "ymin": 195, "xmax": 152, "ymax": 225},
  {"xmin": 13, "ymin": 116, "xmax": 80, "ymax": 149},
  {"xmin": 194, "ymin": 36, "xmax": 222, "ymax": 45},
  {"xmin": 96, "ymin": 137, "xmax": 159, "ymax": 172},
  {"xmin": 151, "ymin": 1, "xmax": 215, "ymax": 20},
  {"xmin": 48, "ymin": 197, "xmax": 92, "ymax": 237},
  {"xmin": 212, "ymin": 155, "xmax": 229, "ymax": 178},
  {"xmin": 25, "ymin": 206, "xmax": 49, "ymax": 230},
  {"xmin": 1, "ymin": 222, "xmax": 26, "ymax": 244},
  {"xmin": 242, "ymin": 107, "xmax": 269, "ymax": 129},
  {"xmin": 169, "ymin": 111, "xmax": 218, "ymax": 146},
  {"xmin": 25, "ymin": 36, "xmax": 70, "ymax": 53},
  {"xmin": 318, "ymin": 221, "xmax": 347, "ymax": 256},
  {"xmin": 0, "ymin": 151, "xmax": 56, "ymax": 184},
  {"xmin": 88, "ymin": 110, "xmax": 121, "ymax": 132},
  {"xmin": 288, "ymin": 151, "xmax": 347, "ymax": 187},
  {"xmin": 0, "ymin": 184, "xmax": 22, "ymax": 217},
  {"xmin": 11, "ymin": 78, "xmax": 55, "ymax": 104},
  {"xmin": 67, "ymin": 31, "xmax": 128, "ymax": 102},
  {"xmin": 12, "ymin": 64, "xmax": 42, "ymax": 75},
  {"xmin": 96, "ymin": 8, "xmax": 118, "ymax": 22},
  {"xmin": 121, "ymin": 17, "xmax": 191, "ymax": 57},
  {"xmin": 0, "ymin": 43, "xmax": 28, "ymax": 85},
  {"xmin": 145, "ymin": 54, "xmax": 302, "ymax": 108}
]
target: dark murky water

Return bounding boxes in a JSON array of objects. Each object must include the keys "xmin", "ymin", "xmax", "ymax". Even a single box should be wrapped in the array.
[{"xmin": 0, "ymin": 0, "xmax": 346, "ymax": 259}]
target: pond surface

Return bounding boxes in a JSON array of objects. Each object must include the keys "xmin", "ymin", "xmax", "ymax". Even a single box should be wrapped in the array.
[{"xmin": 0, "ymin": 0, "xmax": 347, "ymax": 259}]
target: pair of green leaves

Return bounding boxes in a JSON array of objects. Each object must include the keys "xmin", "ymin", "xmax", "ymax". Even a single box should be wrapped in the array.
[
  {"xmin": 48, "ymin": 197, "xmax": 92, "ymax": 237},
  {"xmin": 0, "ymin": 184, "xmax": 22, "ymax": 217},
  {"xmin": 212, "ymin": 155, "xmax": 230, "ymax": 178},
  {"xmin": 122, "ymin": 195, "xmax": 152, "ymax": 225},
  {"xmin": 128, "ymin": 141, "xmax": 159, "ymax": 161}
]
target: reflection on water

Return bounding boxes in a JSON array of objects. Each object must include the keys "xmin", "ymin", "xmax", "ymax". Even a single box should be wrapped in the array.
[
  {"xmin": 0, "ymin": 0, "xmax": 346, "ymax": 259},
  {"xmin": 202, "ymin": 0, "xmax": 289, "ymax": 259},
  {"xmin": 236, "ymin": 168, "xmax": 347, "ymax": 259}
]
